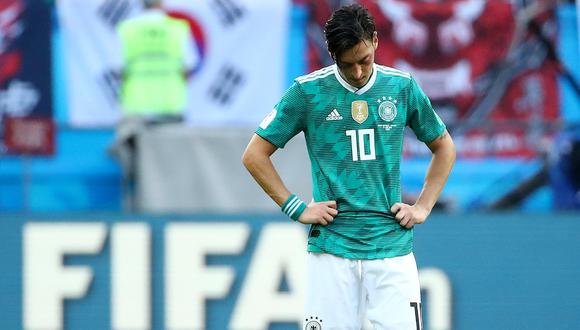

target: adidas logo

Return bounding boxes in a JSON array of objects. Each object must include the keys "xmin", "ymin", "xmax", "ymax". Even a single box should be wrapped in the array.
[{"xmin": 326, "ymin": 109, "xmax": 343, "ymax": 121}]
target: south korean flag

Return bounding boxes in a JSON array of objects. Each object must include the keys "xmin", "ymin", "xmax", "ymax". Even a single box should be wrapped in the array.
[{"xmin": 165, "ymin": 0, "xmax": 290, "ymax": 126}]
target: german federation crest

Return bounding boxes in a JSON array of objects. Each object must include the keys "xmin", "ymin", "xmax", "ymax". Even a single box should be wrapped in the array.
[
  {"xmin": 351, "ymin": 100, "xmax": 368, "ymax": 124},
  {"xmin": 378, "ymin": 100, "xmax": 397, "ymax": 122},
  {"xmin": 304, "ymin": 316, "xmax": 322, "ymax": 330}
]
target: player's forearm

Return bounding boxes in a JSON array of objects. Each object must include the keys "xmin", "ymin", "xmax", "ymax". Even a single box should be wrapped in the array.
[
  {"xmin": 415, "ymin": 133, "xmax": 456, "ymax": 214},
  {"xmin": 242, "ymin": 148, "xmax": 291, "ymax": 207}
]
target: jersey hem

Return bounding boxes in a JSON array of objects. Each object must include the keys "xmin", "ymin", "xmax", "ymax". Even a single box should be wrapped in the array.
[{"xmin": 307, "ymin": 244, "xmax": 413, "ymax": 260}]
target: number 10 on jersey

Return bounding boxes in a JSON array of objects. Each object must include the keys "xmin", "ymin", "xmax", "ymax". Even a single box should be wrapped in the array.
[{"xmin": 346, "ymin": 129, "xmax": 376, "ymax": 161}]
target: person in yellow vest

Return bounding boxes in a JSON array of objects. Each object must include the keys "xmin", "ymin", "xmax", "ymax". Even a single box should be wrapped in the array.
[
  {"xmin": 117, "ymin": 0, "xmax": 197, "ymax": 121},
  {"xmin": 112, "ymin": 0, "xmax": 198, "ymax": 210}
]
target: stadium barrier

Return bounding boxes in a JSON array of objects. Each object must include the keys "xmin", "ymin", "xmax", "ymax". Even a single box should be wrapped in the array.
[{"xmin": 1, "ymin": 213, "xmax": 578, "ymax": 330}]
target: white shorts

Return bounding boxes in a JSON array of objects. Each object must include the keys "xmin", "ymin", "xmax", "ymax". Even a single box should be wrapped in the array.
[{"xmin": 303, "ymin": 252, "xmax": 422, "ymax": 330}]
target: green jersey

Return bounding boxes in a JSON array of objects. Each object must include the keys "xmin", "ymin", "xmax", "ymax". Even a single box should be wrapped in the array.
[{"xmin": 256, "ymin": 64, "xmax": 445, "ymax": 259}]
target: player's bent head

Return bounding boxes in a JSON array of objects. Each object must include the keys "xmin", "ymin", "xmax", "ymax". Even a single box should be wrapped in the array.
[{"xmin": 324, "ymin": 4, "xmax": 376, "ymax": 62}]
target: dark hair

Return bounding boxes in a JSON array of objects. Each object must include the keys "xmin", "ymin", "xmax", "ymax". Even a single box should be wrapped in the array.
[{"xmin": 324, "ymin": 4, "xmax": 376, "ymax": 61}]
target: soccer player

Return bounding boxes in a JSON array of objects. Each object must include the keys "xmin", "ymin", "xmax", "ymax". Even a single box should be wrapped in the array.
[{"xmin": 242, "ymin": 4, "xmax": 455, "ymax": 329}]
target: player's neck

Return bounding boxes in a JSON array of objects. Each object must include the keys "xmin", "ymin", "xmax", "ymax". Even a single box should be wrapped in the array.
[{"xmin": 337, "ymin": 65, "xmax": 374, "ymax": 90}]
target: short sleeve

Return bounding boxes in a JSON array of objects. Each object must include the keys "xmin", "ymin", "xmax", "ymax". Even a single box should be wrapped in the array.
[
  {"xmin": 406, "ymin": 77, "xmax": 446, "ymax": 143},
  {"xmin": 255, "ymin": 82, "xmax": 306, "ymax": 148}
]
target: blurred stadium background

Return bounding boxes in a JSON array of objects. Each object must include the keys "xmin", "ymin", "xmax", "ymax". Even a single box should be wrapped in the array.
[{"xmin": 0, "ymin": 0, "xmax": 579, "ymax": 329}]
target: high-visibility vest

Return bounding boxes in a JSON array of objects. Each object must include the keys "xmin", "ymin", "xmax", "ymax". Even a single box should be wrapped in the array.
[{"xmin": 118, "ymin": 14, "xmax": 189, "ymax": 116}]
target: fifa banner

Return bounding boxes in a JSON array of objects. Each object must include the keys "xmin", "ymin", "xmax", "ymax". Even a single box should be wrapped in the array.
[
  {"xmin": 0, "ymin": 0, "xmax": 53, "ymax": 155},
  {"xmin": 1, "ymin": 214, "xmax": 579, "ymax": 330},
  {"xmin": 57, "ymin": 0, "xmax": 289, "ymax": 127},
  {"xmin": 301, "ymin": 0, "xmax": 561, "ymax": 157}
]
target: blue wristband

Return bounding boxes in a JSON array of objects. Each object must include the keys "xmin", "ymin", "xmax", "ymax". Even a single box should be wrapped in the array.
[{"xmin": 281, "ymin": 194, "xmax": 307, "ymax": 221}]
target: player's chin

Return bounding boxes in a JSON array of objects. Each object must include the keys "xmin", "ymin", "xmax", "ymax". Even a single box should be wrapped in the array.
[{"xmin": 351, "ymin": 79, "xmax": 366, "ymax": 87}]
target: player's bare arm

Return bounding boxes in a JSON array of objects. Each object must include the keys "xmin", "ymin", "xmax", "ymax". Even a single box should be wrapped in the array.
[
  {"xmin": 242, "ymin": 134, "xmax": 338, "ymax": 225},
  {"xmin": 391, "ymin": 129, "xmax": 456, "ymax": 229}
]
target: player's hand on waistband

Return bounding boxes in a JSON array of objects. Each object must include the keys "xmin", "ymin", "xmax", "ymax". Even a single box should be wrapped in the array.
[
  {"xmin": 298, "ymin": 201, "xmax": 338, "ymax": 225},
  {"xmin": 390, "ymin": 203, "xmax": 429, "ymax": 229}
]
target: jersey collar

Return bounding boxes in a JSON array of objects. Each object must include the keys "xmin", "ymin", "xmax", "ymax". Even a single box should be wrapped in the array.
[{"xmin": 333, "ymin": 63, "xmax": 377, "ymax": 95}]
